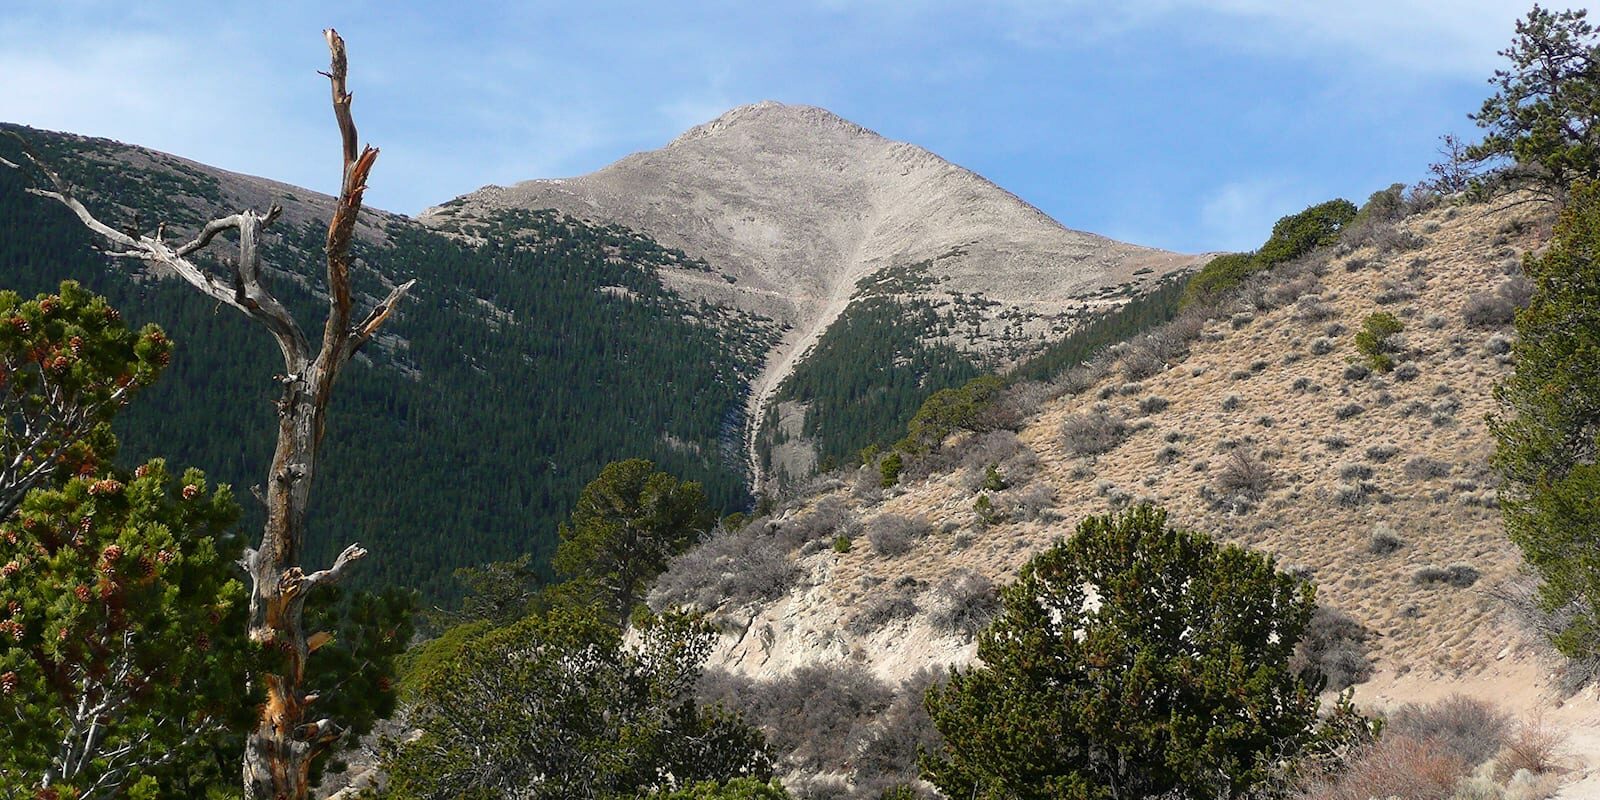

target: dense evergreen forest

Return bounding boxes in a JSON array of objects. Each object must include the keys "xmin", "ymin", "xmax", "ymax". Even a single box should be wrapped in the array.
[
  {"xmin": 0, "ymin": 127, "xmax": 777, "ymax": 600},
  {"xmin": 762, "ymin": 259, "xmax": 1189, "ymax": 477},
  {"xmin": 762, "ymin": 261, "xmax": 986, "ymax": 473}
]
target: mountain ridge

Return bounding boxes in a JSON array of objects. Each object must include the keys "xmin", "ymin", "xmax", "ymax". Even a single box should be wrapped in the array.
[{"xmin": 422, "ymin": 100, "xmax": 1204, "ymax": 488}]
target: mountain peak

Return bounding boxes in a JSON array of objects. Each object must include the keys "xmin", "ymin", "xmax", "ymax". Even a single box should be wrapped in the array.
[{"xmin": 669, "ymin": 101, "xmax": 881, "ymax": 146}]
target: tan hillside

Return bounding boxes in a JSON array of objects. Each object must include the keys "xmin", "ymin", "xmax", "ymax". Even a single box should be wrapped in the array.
[
  {"xmin": 417, "ymin": 102, "xmax": 1202, "ymax": 485},
  {"xmin": 653, "ymin": 193, "xmax": 1600, "ymax": 788}
]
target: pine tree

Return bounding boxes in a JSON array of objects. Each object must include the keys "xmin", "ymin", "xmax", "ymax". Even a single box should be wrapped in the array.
[
  {"xmin": 0, "ymin": 281, "xmax": 170, "ymax": 519},
  {"xmin": 922, "ymin": 505, "xmax": 1320, "ymax": 800},
  {"xmin": 554, "ymin": 459, "xmax": 714, "ymax": 624},
  {"xmin": 0, "ymin": 460, "xmax": 247, "ymax": 798},
  {"xmin": 380, "ymin": 609, "xmax": 771, "ymax": 799},
  {"xmin": 1468, "ymin": 5, "xmax": 1600, "ymax": 194},
  {"xmin": 1492, "ymin": 180, "xmax": 1600, "ymax": 660}
]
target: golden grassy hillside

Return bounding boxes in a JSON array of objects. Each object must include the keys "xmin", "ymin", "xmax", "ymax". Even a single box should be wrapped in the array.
[{"xmin": 665, "ymin": 194, "xmax": 1568, "ymax": 696}]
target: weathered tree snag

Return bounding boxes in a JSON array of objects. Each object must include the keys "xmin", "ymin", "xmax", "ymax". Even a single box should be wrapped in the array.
[{"xmin": 4, "ymin": 29, "xmax": 412, "ymax": 800}]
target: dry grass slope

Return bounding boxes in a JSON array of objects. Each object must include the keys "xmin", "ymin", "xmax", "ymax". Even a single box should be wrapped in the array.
[{"xmin": 684, "ymin": 195, "xmax": 1563, "ymax": 698}]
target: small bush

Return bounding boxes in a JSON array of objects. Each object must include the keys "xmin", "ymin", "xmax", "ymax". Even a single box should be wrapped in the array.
[
  {"xmin": 1355, "ymin": 182, "xmax": 1408, "ymax": 224},
  {"xmin": 1365, "ymin": 444, "xmax": 1400, "ymax": 462},
  {"xmin": 1335, "ymin": 481, "xmax": 1375, "ymax": 507},
  {"xmin": 1291, "ymin": 606, "xmax": 1373, "ymax": 691},
  {"xmin": 1403, "ymin": 456, "xmax": 1452, "ymax": 480},
  {"xmin": 1216, "ymin": 450, "xmax": 1272, "ymax": 498},
  {"xmin": 1049, "ymin": 361, "xmax": 1113, "ymax": 398},
  {"xmin": 879, "ymin": 451, "xmax": 903, "ymax": 488},
  {"xmin": 1294, "ymin": 293, "xmax": 1336, "ymax": 322},
  {"xmin": 1463, "ymin": 276, "xmax": 1533, "ymax": 329},
  {"xmin": 1501, "ymin": 715, "xmax": 1568, "ymax": 775},
  {"xmin": 1338, "ymin": 462, "xmax": 1373, "ymax": 480},
  {"xmin": 1463, "ymin": 291, "xmax": 1515, "ymax": 329},
  {"xmin": 1362, "ymin": 223, "xmax": 1428, "ymax": 256},
  {"xmin": 778, "ymin": 496, "xmax": 855, "ymax": 550},
  {"xmin": 953, "ymin": 430, "xmax": 1028, "ymax": 473},
  {"xmin": 1003, "ymin": 483, "xmax": 1058, "ymax": 522},
  {"xmin": 1354, "ymin": 311, "xmax": 1405, "ymax": 372},
  {"xmin": 1221, "ymin": 394, "xmax": 1242, "ymax": 411},
  {"xmin": 1388, "ymin": 695, "xmax": 1509, "ymax": 767},
  {"xmin": 847, "ymin": 580, "xmax": 922, "ymax": 634},
  {"xmin": 1309, "ymin": 337, "xmax": 1335, "ymax": 355},
  {"xmin": 1413, "ymin": 564, "xmax": 1481, "ymax": 588},
  {"xmin": 651, "ymin": 521, "xmax": 802, "ymax": 610},
  {"xmin": 1120, "ymin": 337, "xmax": 1167, "ymax": 380},
  {"xmin": 1305, "ymin": 735, "xmax": 1467, "ymax": 800},
  {"xmin": 1138, "ymin": 395, "xmax": 1170, "ymax": 415},
  {"xmin": 865, "ymin": 514, "xmax": 932, "ymax": 557},
  {"xmin": 1368, "ymin": 525, "xmax": 1404, "ymax": 554},
  {"xmin": 926, "ymin": 570, "xmax": 999, "ymax": 637},
  {"xmin": 1393, "ymin": 362, "xmax": 1420, "ymax": 382},
  {"xmin": 852, "ymin": 668, "xmax": 948, "ymax": 795},
  {"xmin": 1375, "ymin": 283, "xmax": 1419, "ymax": 305},
  {"xmin": 1060, "ymin": 409, "xmax": 1128, "ymax": 455},
  {"xmin": 1335, "ymin": 402, "xmax": 1365, "ymax": 420},
  {"xmin": 972, "ymin": 493, "xmax": 1004, "ymax": 526},
  {"xmin": 1343, "ymin": 362, "xmax": 1371, "ymax": 381},
  {"xmin": 700, "ymin": 663, "xmax": 893, "ymax": 774}
]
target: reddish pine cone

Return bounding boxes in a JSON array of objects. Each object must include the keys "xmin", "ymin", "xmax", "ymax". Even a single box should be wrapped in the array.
[{"xmin": 88, "ymin": 479, "xmax": 123, "ymax": 496}]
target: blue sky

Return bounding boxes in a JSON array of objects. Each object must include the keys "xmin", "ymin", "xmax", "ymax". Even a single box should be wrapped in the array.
[{"xmin": 0, "ymin": 1, "xmax": 1540, "ymax": 253}]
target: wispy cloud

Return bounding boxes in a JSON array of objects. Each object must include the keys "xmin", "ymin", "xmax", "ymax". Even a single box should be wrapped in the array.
[
  {"xmin": 1199, "ymin": 178, "xmax": 1318, "ymax": 253},
  {"xmin": 869, "ymin": 0, "xmax": 1528, "ymax": 78}
]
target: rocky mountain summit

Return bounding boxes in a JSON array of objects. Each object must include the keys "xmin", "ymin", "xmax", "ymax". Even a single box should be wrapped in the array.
[{"xmin": 421, "ymin": 101, "xmax": 1202, "ymax": 486}]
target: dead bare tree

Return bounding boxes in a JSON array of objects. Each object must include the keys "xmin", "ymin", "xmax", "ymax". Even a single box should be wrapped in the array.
[{"xmin": 3, "ymin": 30, "xmax": 412, "ymax": 800}]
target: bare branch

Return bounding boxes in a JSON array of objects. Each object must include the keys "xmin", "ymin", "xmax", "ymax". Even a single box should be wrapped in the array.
[
  {"xmin": 324, "ymin": 29, "xmax": 360, "ymax": 170},
  {"xmin": 4, "ymin": 131, "xmax": 312, "ymax": 371},
  {"xmin": 340, "ymin": 278, "xmax": 417, "ymax": 363},
  {"xmin": 302, "ymin": 543, "xmax": 367, "ymax": 593}
]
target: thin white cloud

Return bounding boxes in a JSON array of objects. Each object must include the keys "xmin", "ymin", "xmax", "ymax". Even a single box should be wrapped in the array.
[
  {"xmin": 910, "ymin": 0, "xmax": 1532, "ymax": 78},
  {"xmin": 1198, "ymin": 177, "xmax": 1317, "ymax": 252}
]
